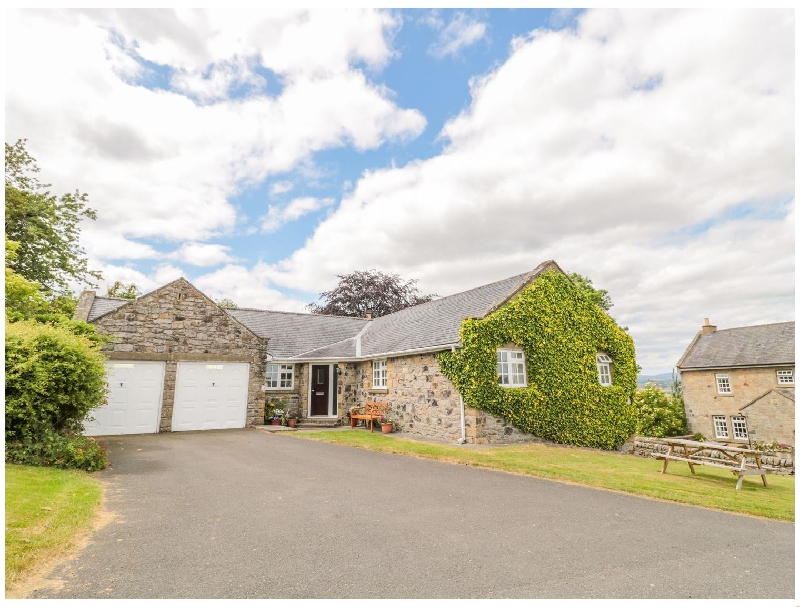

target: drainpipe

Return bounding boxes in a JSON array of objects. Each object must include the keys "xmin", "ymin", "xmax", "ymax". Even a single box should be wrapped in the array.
[
  {"xmin": 458, "ymin": 394, "xmax": 467, "ymax": 444},
  {"xmin": 451, "ymin": 344, "xmax": 467, "ymax": 444}
]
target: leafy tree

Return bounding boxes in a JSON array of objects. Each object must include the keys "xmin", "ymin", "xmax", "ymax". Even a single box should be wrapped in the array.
[
  {"xmin": 215, "ymin": 298, "xmax": 238, "ymax": 309},
  {"xmin": 107, "ymin": 281, "xmax": 141, "ymax": 299},
  {"xmin": 634, "ymin": 382, "xmax": 688, "ymax": 438},
  {"xmin": 569, "ymin": 272, "xmax": 613, "ymax": 311},
  {"xmin": 307, "ymin": 269, "xmax": 437, "ymax": 318},
  {"xmin": 5, "ymin": 139, "xmax": 102, "ymax": 294}
]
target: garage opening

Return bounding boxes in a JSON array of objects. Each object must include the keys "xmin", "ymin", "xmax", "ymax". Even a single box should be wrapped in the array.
[
  {"xmin": 172, "ymin": 362, "xmax": 250, "ymax": 431},
  {"xmin": 84, "ymin": 361, "xmax": 165, "ymax": 436}
]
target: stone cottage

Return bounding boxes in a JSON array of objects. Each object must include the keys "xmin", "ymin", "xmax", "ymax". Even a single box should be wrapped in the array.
[
  {"xmin": 75, "ymin": 260, "xmax": 635, "ymax": 445},
  {"xmin": 676, "ymin": 319, "xmax": 795, "ymax": 447}
]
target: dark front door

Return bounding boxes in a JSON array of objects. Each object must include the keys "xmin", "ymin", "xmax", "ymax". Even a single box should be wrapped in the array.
[{"xmin": 310, "ymin": 365, "xmax": 329, "ymax": 416}]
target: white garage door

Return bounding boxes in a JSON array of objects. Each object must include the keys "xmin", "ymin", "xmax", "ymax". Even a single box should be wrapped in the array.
[
  {"xmin": 84, "ymin": 361, "xmax": 165, "ymax": 436},
  {"xmin": 172, "ymin": 362, "xmax": 250, "ymax": 431}
]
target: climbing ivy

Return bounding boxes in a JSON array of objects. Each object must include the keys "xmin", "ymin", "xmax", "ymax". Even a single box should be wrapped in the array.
[{"xmin": 438, "ymin": 270, "xmax": 637, "ymax": 449}]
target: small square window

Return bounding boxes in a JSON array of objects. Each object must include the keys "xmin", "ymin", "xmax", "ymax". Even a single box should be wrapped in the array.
[
  {"xmin": 715, "ymin": 373, "xmax": 731, "ymax": 394},
  {"xmin": 713, "ymin": 415, "xmax": 729, "ymax": 439},
  {"xmin": 266, "ymin": 364, "xmax": 294, "ymax": 389},
  {"xmin": 731, "ymin": 416, "xmax": 748, "ymax": 440},
  {"xmin": 596, "ymin": 353, "xmax": 612, "ymax": 386},
  {"xmin": 497, "ymin": 349, "xmax": 527, "ymax": 387},
  {"xmin": 777, "ymin": 370, "xmax": 794, "ymax": 385},
  {"xmin": 373, "ymin": 360, "xmax": 387, "ymax": 389}
]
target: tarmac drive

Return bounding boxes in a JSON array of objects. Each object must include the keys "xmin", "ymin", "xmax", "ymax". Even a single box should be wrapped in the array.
[{"xmin": 26, "ymin": 429, "xmax": 794, "ymax": 599}]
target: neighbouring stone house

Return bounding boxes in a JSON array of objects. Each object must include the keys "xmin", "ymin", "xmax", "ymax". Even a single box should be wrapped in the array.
[
  {"xmin": 676, "ymin": 319, "xmax": 795, "ymax": 447},
  {"xmin": 75, "ymin": 260, "xmax": 636, "ymax": 445}
]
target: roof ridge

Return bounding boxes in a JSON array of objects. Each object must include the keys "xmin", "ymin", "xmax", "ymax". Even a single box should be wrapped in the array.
[
  {"xmin": 230, "ymin": 307, "xmax": 369, "ymax": 321},
  {"xmin": 712, "ymin": 320, "xmax": 795, "ymax": 333}
]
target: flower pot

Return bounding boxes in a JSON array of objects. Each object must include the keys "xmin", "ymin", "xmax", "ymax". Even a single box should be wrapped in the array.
[
  {"xmin": 270, "ymin": 419, "xmax": 281, "ymax": 425},
  {"xmin": 288, "ymin": 418, "xmax": 297, "ymax": 428},
  {"xmin": 381, "ymin": 423, "xmax": 393, "ymax": 434}
]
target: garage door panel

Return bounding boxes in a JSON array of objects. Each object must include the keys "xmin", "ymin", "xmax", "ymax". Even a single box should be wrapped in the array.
[
  {"xmin": 172, "ymin": 363, "xmax": 249, "ymax": 432},
  {"xmin": 85, "ymin": 362, "xmax": 165, "ymax": 436}
]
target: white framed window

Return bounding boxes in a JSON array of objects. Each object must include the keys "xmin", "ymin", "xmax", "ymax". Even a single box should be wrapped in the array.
[
  {"xmin": 715, "ymin": 373, "xmax": 732, "ymax": 394},
  {"xmin": 265, "ymin": 364, "xmax": 294, "ymax": 389},
  {"xmin": 373, "ymin": 360, "xmax": 387, "ymax": 389},
  {"xmin": 731, "ymin": 416, "xmax": 748, "ymax": 440},
  {"xmin": 596, "ymin": 353, "xmax": 613, "ymax": 386},
  {"xmin": 777, "ymin": 370, "xmax": 794, "ymax": 385},
  {"xmin": 713, "ymin": 415, "xmax": 729, "ymax": 439},
  {"xmin": 497, "ymin": 349, "xmax": 527, "ymax": 387}
]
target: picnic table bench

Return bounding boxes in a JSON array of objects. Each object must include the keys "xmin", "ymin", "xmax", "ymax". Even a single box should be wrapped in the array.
[
  {"xmin": 349, "ymin": 401, "xmax": 388, "ymax": 432},
  {"xmin": 651, "ymin": 437, "xmax": 776, "ymax": 490}
]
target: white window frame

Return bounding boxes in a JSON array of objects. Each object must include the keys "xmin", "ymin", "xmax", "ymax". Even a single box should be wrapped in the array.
[
  {"xmin": 497, "ymin": 349, "xmax": 527, "ymax": 387},
  {"xmin": 265, "ymin": 363, "xmax": 294, "ymax": 389},
  {"xmin": 715, "ymin": 373, "xmax": 732, "ymax": 394},
  {"xmin": 373, "ymin": 360, "xmax": 387, "ymax": 389},
  {"xmin": 596, "ymin": 353, "xmax": 613, "ymax": 387},
  {"xmin": 712, "ymin": 415, "xmax": 729, "ymax": 439},
  {"xmin": 776, "ymin": 370, "xmax": 794, "ymax": 385},
  {"xmin": 731, "ymin": 416, "xmax": 748, "ymax": 440}
]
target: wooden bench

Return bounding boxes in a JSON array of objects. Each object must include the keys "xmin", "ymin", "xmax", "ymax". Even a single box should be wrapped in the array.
[
  {"xmin": 650, "ymin": 438, "xmax": 776, "ymax": 490},
  {"xmin": 349, "ymin": 401, "xmax": 388, "ymax": 432}
]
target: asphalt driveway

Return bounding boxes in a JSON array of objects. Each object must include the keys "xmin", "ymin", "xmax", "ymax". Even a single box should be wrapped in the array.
[{"xmin": 26, "ymin": 429, "xmax": 794, "ymax": 599}]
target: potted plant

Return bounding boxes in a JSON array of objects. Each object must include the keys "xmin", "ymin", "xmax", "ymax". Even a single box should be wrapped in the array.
[
  {"xmin": 272, "ymin": 408, "xmax": 286, "ymax": 425},
  {"xmin": 287, "ymin": 412, "xmax": 301, "ymax": 428},
  {"xmin": 265, "ymin": 402, "xmax": 277, "ymax": 425},
  {"xmin": 380, "ymin": 415, "xmax": 394, "ymax": 434}
]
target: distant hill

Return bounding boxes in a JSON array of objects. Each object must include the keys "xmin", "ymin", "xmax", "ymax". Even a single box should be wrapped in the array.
[{"xmin": 637, "ymin": 372, "xmax": 677, "ymax": 392}]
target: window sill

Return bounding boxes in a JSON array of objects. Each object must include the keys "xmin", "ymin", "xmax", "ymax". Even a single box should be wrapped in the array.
[
  {"xmin": 499, "ymin": 385, "xmax": 528, "ymax": 389},
  {"xmin": 264, "ymin": 387, "xmax": 295, "ymax": 391},
  {"xmin": 715, "ymin": 393, "xmax": 735, "ymax": 397},
  {"xmin": 368, "ymin": 388, "xmax": 388, "ymax": 393}
]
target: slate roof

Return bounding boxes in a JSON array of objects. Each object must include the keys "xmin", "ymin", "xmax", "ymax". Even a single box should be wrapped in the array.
[
  {"xmin": 226, "ymin": 309, "xmax": 368, "ymax": 359},
  {"xmin": 84, "ymin": 260, "xmax": 564, "ymax": 360},
  {"xmin": 359, "ymin": 261, "xmax": 558, "ymax": 357},
  {"xmin": 677, "ymin": 321, "xmax": 795, "ymax": 370},
  {"xmin": 87, "ymin": 296, "xmax": 130, "ymax": 321}
]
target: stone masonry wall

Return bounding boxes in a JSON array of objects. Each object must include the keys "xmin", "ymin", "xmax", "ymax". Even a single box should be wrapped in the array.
[
  {"xmin": 92, "ymin": 278, "xmax": 269, "ymax": 431},
  {"xmin": 742, "ymin": 391, "xmax": 795, "ymax": 447},
  {"xmin": 345, "ymin": 353, "xmax": 544, "ymax": 444},
  {"xmin": 632, "ymin": 438, "xmax": 794, "ymax": 472},
  {"xmin": 683, "ymin": 366, "xmax": 795, "ymax": 446}
]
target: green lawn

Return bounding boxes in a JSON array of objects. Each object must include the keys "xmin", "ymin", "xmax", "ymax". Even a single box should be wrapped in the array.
[
  {"xmin": 293, "ymin": 431, "xmax": 794, "ymax": 521},
  {"xmin": 5, "ymin": 464, "xmax": 102, "ymax": 591}
]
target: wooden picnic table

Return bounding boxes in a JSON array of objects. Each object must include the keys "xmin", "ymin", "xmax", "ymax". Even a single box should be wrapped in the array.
[{"xmin": 652, "ymin": 438, "xmax": 772, "ymax": 490}]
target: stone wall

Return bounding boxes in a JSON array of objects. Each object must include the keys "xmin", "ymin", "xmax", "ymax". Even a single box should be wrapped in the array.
[
  {"xmin": 741, "ymin": 390, "xmax": 795, "ymax": 447},
  {"xmin": 340, "ymin": 353, "xmax": 544, "ymax": 444},
  {"xmin": 265, "ymin": 364, "xmax": 306, "ymax": 421},
  {"xmin": 92, "ymin": 278, "xmax": 269, "ymax": 430},
  {"xmin": 682, "ymin": 367, "xmax": 795, "ymax": 446}
]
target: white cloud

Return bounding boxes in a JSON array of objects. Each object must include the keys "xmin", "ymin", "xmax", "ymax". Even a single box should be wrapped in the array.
[
  {"xmin": 169, "ymin": 243, "xmax": 236, "ymax": 266},
  {"xmin": 261, "ymin": 197, "xmax": 335, "ymax": 233},
  {"xmin": 269, "ymin": 181, "xmax": 294, "ymax": 196},
  {"xmin": 428, "ymin": 12, "xmax": 487, "ymax": 58},
  {"xmin": 5, "ymin": 8, "xmax": 424, "ymax": 257},
  {"xmin": 262, "ymin": 9, "xmax": 794, "ymax": 373},
  {"xmin": 191, "ymin": 264, "xmax": 308, "ymax": 312}
]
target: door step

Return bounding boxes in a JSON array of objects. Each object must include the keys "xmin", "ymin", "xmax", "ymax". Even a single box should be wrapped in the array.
[{"xmin": 297, "ymin": 418, "xmax": 341, "ymax": 429}]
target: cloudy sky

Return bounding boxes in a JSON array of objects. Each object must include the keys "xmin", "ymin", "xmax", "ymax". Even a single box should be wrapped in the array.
[{"xmin": 5, "ymin": 8, "xmax": 794, "ymax": 374}]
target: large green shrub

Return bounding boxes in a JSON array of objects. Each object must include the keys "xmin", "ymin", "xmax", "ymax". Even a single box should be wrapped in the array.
[
  {"xmin": 439, "ymin": 270, "xmax": 637, "ymax": 449},
  {"xmin": 634, "ymin": 382, "xmax": 688, "ymax": 438},
  {"xmin": 5, "ymin": 321, "xmax": 108, "ymax": 442}
]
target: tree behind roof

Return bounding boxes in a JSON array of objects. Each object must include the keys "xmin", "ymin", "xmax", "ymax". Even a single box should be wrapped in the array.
[{"xmin": 307, "ymin": 269, "xmax": 437, "ymax": 318}]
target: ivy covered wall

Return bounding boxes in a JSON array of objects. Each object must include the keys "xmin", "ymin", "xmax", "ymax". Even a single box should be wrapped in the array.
[{"xmin": 438, "ymin": 270, "xmax": 637, "ymax": 449}]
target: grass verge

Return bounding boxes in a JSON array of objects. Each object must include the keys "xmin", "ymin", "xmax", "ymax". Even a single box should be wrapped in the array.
[
  {"xmin": 5, "ymin": 463, "xmax": 102, "ymax": 591},
  {"xmin": 293, "ymin": 431, "xmax": 794, "ymax": 521}
]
